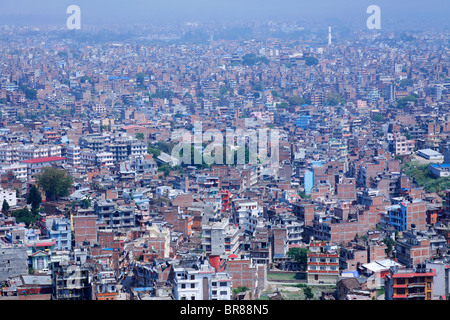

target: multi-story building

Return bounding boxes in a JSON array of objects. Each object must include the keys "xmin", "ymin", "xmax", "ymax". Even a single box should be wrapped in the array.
[
  {"xmin": 133, "ymin": 155, "xmax": 158, "ymax": 175},
  {"xmin": 66, "ymin": 144, "xmax": 81, "ymax": 167},
  {"xmin": 72, "ymin": 215, "xmax": 98, "ymax": 246},
  {"xmin": 0, "ymin": 163, "xmax": 28, "ymax": 181},
  {"xmin": 96, "ymin": 152, "xmax": 114, "ymax": 167},
  {"xmin": 275, "ymin": 214, "xmax": 303, "ymax": 246},
  {"xmin": 0, "ymin": 245, "xmax": 28, "ymax": 282},
  {"xmin": 51, "ymin": 262, "xmax": 92, "ymax": 300},
  {"xmin": 425, "ymin": 260, "xmax": 450, "ymax": 299},
  {"xmin": 16, "ymin": 144, "xmax": 62, "ymax": 161},
  {"xmin": 0, "ymin": 187, "xmax": 17, "ymax": 206},
  {"xmin": 127, "ymin": 140, "xmax": 147, "ymax": 157},
  {"xmin": 21, "ymin": 156, "xmax": 67, "ymax": 178},
  {"xmin": 201, "ymin": 218, "xmax": 240, "ymax": 258},
  {"xmin": 172, "ymin": 255, "xmax": 232, "ymax": 300},
  {"xmin": 92, "ymin": 270, "xmax": 119, "ymax": 300},
  {"xmin": 219, "ymin": 190, "xmax": 232, "ymax": 212},
  {"xmin": 385, "ymin": 265, "xmax": 436, "ymax": 300},
  {"xmin": 385, "ymin": 199, "xmax": 427, "ymax": 232},
  {"xmin": 80, "ymin": 149, "xmax": 97, "ymax": 167},
  {"xmin": 133, "ymin": 263, "xmax": 160, "ymax": 288},
  {"xmin": 233, "ymin": 199, "xmax": 262, "ymax": 234},
  {"xmin": 307, "ymin": 241, "xmax": 340, "ymax": 284},
  {"xmin": 226, "ymin": 256, "xmax": 267, "ymax": 293},
  {"xmin": 248, "ymin": 227, "xmax": 272, "ymax": 266},
  {"xmin": 43, "ymin": 217, "xmax": 72, "ymax": 251},
  {"xmin": 395, "ymin": 229, "xmax": 431, "ymax": 267},
  {"xmin": 391, "ymin": 134, "xmax": 415, "ymax": 156},
  {"xmin": 80, "ymin": 149, "xmax": 114, "ymax": 168},
  {"xmin": 79, "ymin": 134, "xmax": 108, "ymax": 152},
  {"xmin": 106, "ymin": 142, "xmax": 129, "ymax": 163},
  {"xmin": 0, "ymin": 143, "xmax": 20, "ymax": 163},
  {"xmin": 445, "ymin": 189, "xmax": 450, "ymax": 217},
  {"xmin": 94, "ymin": 199, "xmax": 135, "ymax": 231}
]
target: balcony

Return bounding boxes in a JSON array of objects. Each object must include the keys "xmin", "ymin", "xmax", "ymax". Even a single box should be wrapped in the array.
[
  {"xmin": 407, "ymin": 282, "xmax": 426, "ymax": 288},
  {"xmin": 407, "ymin": 292, "xmax": 426, "ymax": 298}
]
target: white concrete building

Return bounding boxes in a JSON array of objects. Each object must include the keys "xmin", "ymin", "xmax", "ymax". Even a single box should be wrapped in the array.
[
  {"xmin": 96, "ymin": 152, "xmax": 114, "ymax": 167},
  {"xmin": 0, "ymin": 187, "xmax": 17, "ymax": 206},
  {"xmin": 233, "ymin": 199, "xmax": 262, "ymax": 234},
  {"xmin": 201, "ymin": 218, "xmax": 240, "ymax": 257},
  {"xmin": 0, "ymin": 163, "xmax": 27, "ymax": 180},
  {"xmin": 66, "ymin": 144, "xmax": 81, "ymax": 167},
  {"xmin": 173, "ymin": 256, "xmax": 232, "ymax": 300}
]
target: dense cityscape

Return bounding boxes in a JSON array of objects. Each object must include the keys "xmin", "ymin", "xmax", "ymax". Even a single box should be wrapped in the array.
[{"xmin": 0, "ymin": 2, "xmax": 449, "ymax": 305}]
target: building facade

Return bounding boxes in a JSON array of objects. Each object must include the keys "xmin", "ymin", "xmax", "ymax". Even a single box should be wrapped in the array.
[{"xmin": 307, "ymin": 241, "xmax": 340, "ymax": 284}]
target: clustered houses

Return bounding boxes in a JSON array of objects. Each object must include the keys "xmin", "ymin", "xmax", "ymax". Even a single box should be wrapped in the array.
[{"xmin": 0, "ymin": 22, "xmax": 449, "ymax": 301}]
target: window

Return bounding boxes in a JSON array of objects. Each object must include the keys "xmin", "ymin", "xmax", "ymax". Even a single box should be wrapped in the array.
[
  {"xmin": 396, "ymin": 288, "xmax": 405, "ymax": 295},
  {"xmin": 220, "ymin": 282, "xmax": 227, "ymax": 287},
  {"xmin": 191, "ymin": 283, "xmax": 195, "ymax": 289},
  {"xmin": 212, "ymin": 282, "xmax": 217, "ymax": 287},
  {"xmin": 220, "ymin": 291, "xmax": 227, "ymax": 295}
]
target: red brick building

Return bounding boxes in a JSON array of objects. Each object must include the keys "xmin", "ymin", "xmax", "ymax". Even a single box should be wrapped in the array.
[
  {"xmin": 226, "ymin": 257, "xmax": 267, "ymax": 292},
  {"xmin": 73, "ymin": 215, "xmax": 98, "ymax": 245}
]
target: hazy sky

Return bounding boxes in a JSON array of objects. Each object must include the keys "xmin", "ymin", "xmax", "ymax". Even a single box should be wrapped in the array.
[{"xmin": 0, "ymin": 0, "xmax": 449, "ymax": 29}]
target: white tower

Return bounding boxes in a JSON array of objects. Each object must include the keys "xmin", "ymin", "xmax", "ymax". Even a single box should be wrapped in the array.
[{"xmin": 328, "ymin": 26, "xmax": 332, "ymax": 45}]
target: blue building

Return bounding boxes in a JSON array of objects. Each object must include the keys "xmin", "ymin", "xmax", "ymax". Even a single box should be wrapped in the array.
[
  {"xmin": 296, "ymin": 115, "xmax": 312, "ymax": 129},
  {"xmin": 386, "ymin": 204, "xmax": 407, "ymax": 232},
  {"xmin": 45, "ymin": 217, "xmax": 72, "ymax": 250},
  {"xmin": 304, "ymin": 162, "xmax": 324, "ymax": 195},
  {"xmin": 304, "ymin": 170, "xmax": 314, "ymax": 195}
]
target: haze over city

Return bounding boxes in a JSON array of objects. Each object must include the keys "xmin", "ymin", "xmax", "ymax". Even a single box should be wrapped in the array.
[{"xmin": 0, "ymin": 0, "xmax": 449, "ymax": 30}]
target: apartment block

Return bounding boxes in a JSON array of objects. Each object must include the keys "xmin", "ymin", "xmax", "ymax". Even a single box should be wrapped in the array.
[
  {"xmin": 392, "ymin": 134, "xmax": 415, "ymax": 156},
  {"xmin": 51, "ymin": 262, "xmax": 92, "ymax": 300},
  {"xmin": 396, "ymin": 230, "xmax": 432, "ymax": 267},
  {"xmin": 385, "ymin": 265, "xmax": 436, "ymax": 300},
  {"xmin": 307, "ymin": 241, "xmax": 340, "ymax": 284},
  {"xmin": 172, "ymin": 255, "xmax": 232, "ymax": 300},
  {"xmin": 0, "ymin": 245, "xmax": 28, "ymax": 282},
  {"xmin": 92, "ymin": 270, "xmax": 119, "ymax": 300},
  {"xmin": 226, "ymin": 257, "xmax": 266, "ymax": 292},
  {"xmin": 201, "ymin": 218, "xmax": 240, "ymax": 258},
  {"xmin": 72, "ymin": 215, "xmax": 98, "ymax": 246},
  {"xmin": 271, "ymin": 226, "xmax": 288, "ymax": 257},
  {"xmin": 94, "ymin": 199, "xmax": 135, "ymax": 231},
  {"xmin": 385, "ymin": 200, "xmax": 427, "ymax": 232}
]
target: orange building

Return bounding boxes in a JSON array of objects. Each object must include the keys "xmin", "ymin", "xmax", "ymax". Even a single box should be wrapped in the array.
[{"xmin": 386, "ymin": 266, "xmax": 436, "ymax": 300}]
